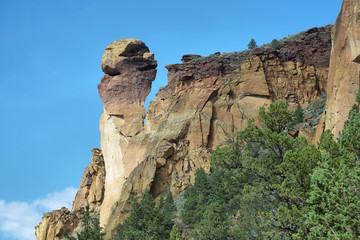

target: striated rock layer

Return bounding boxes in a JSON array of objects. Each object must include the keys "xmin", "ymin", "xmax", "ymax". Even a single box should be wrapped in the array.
[
  {"xmin": 36, "ymin": 26, "xmax": 333, "ymax": 239},
  {"xmin": 322, "ymin": 0, "xmax": 360, "ymax": 138}
]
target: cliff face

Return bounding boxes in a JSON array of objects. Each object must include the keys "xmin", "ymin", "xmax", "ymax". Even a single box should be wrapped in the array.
[
  {"xmin": 99, "ymin": 27, "xmax": 331, "ymax": 237},
  {"xmin": 35, "ymin": 149, "xmax": 105, "ymax": 239},
  {"xmin": 323, "ymin": 0, "xmax": 360, "ymax": 137},
  {"xmin": 35, "ymin": 27, "xmax": 332, "ymax": 239}
]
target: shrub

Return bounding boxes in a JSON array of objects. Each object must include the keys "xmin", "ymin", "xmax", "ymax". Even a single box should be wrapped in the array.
[{"xmin": 270, "ymin": 39, "xmax": 281, "ymax": 50}]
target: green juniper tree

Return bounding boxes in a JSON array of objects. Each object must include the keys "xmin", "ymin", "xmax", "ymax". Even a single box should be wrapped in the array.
[
  {"xmin": 180, "ymin": 168, "xmax": 210, "ymax": 227},
  {"xmin": 64, "ymin": 205, "xmax": 104, "ymax": 240},
  {"xmin": 114, "ymin": 190, "xmax": 176, "ymax": 240},
  {"xmin": 293, "ymin": 103, "xmax": 304, "ymax": 124},
  {"xmin": 190, "ymin": 202, "xmax": 232, "ymax": 240},
  {"xmin": 306, "ymin": 90, "xmax": 360, "ymax": 239}
]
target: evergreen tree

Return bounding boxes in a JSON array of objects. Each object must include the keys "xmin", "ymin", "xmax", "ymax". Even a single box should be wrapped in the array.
[
  {"xmin": 306, "ymin": 90, "xmax": 360, "ymax": 239},
  {"xmin": 180, "ymin": 169, "xmax": 210, "ymax": 227},
  {"xmin": 338, "ymin": 90, "xmax": 360, "ymax": 157},
  {"xmin": 64, "ymin": 205, "xmax": 104, "ymax": 240},
  {"xmin": 248, "ymin": 38, "xmax": 257, "ymax": 49},
  {"xmin": 162, "ymin": 191, "xmax": 177, "ymax": 218},
  {"xmin": 179, "ymin": 91, "xmax": 360, "ymax": 239},
  {"xmin": 271, "ymin": 143, "xmax": 321, "ymax": 239},
  {"xmin": 190, "ymin": 202, "xmax": 232, "ymax": 240},
  {"xmin": 293, "ymin": 103, "xmax": 304, "ymax": 124},
  {"xmin": 114, "ymin": 190, "xmax": 175, "ymax": 240}
]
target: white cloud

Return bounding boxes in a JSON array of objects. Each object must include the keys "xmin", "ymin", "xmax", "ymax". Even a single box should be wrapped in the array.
[{"xmin": 0, "ymin": 187, "xmax": 77, "ymax": 240}]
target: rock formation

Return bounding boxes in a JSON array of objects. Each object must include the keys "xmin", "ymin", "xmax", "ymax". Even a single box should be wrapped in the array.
[
  {"xmin": 36, "ymin": 27, "xmax": 333, "ymax": 239},
  {"xmin": 35, "ymin": 207, "xmax": 81, "ymax": 240},
  {"xmin": 35, "ymin": 149, "xmax": 105, "ymax": 239},
  {"xmin": 72, "ymin": 148, "xmax": 105, "ymax": 212},
  {"xmin": 322, "ymin": 0, "xmax": 360, "ymax": 138},
  {"xmin": 97, "ymin": 38, "xmax": 158, "ymax": 226},
  {"xmin": 97, "ymin": 27, "xmax": 331, "ymax": 238}
]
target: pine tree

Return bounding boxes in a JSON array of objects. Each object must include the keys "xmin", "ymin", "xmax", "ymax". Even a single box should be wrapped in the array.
[
  {"xmin": 248, "ymin": 38, "xmax": 257, "ymax": 49},
  {"xmin": 64, "ymin": 205, "xmax": 104, "ymax": 240},
  {"xmin": 190, "ymin": 202, "xmax": 232, "ymax": 240}
]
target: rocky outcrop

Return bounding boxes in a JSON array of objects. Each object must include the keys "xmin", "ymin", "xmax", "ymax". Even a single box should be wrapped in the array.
[
  {"xmin": 35, "ymin": 149, "xmax": 105, "ymax": 239},
  {"xmin": 36, "ymin": 27, "xmax": 332, "ymax": 240},
  {"xmin": 72, "ymin": 148, "xmax": 105, "ymax": 212},
  {"xmin": 97, "ymin": 27, "xmax": 332, "ymax": 238},
  {"xmin": 323, "ymin": 0, "xmax": 360, "ymax": 138},
  {"xmin": 99, "ymin": 38, "xmax": 157, "ymax": 115},
  {"xmin": 181, "ymin": 54, "xmax": 202, "ymax": 63},
  {"xmin": 97, "ymin": 39, "xmax": 158, "ymax": 226},
  {"xmin": 35, "ymin": 207, "xmax": 81, "ymax": 240}
]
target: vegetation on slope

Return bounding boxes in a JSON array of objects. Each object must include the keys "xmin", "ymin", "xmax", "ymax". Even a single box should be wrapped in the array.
[
  {"xmin": 67, "ymin": 90, "xmax": 360, "ymax": 239},
  {"xmin": 180, "ymin": 90, "xmax": 360, "ymax": 239}
]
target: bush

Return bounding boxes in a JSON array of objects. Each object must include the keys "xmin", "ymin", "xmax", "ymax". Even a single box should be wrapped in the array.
[{"xmin": 270, "ymin": 39, "xmax": 281, "ymax": 50}]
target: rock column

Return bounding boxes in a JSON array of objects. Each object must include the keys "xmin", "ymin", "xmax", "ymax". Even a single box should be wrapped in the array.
[{"xmin": 97, "ymin": 39, "xmax": 157, "ymax": 226}]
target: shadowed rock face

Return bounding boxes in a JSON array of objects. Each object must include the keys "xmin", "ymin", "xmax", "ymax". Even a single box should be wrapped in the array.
[
  {"xmin": 322, "ymin": 0, "xmax": 360, "ymax": 138},
  {"xmin": 36, "ymin": 26, "xmax": 333, "ymax": 239}
]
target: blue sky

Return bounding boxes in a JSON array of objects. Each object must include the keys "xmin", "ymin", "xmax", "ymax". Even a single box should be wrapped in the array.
[{"xmin": 0, "ymin": 0, "xmax": 342, "ymax": 239}]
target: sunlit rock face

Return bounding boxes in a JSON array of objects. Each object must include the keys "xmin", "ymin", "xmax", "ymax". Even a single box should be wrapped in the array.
[
  {"xmin": 95, "ymin": 27, "xmax": 332, "ymax": 238},
  {"xmin": 36, "ymin": 25, "xmax": 333, "ymax": 239},
  {"xmin": 35, "ymin": 149, "xmax": 105, "ymax": 240},
  {"xmin": 35, "ymin": 207, "xmax": 82, "ymax": 240},
  {"xmin": 322, "ymin": 0, "xmax": 360, "ymax": 138},
  {"xmin": 97, "ymin": 39, "xmax": 158, "ymax": 226},
  {"xmin": 72, "ymin": 148, "xmax": 105, "ymax": 212}
]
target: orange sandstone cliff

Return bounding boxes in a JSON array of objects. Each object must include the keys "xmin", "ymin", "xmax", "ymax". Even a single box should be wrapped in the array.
[
  {"xmin": 35, "ymin": 26, "xmax": 332, "ymax": 239},
  {"xmin": 321, "ymin": 0, "xmax": 360, "ymax": 138}
]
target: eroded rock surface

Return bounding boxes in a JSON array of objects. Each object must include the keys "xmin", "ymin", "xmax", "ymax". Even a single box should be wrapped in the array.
[
  {"xmin": 37, "ymin": 27, "xmax": 333, "ymax": 239},
  {"xmin": 98, "ymin": 38, "xmax": 157, "ymax": 116},
  {"xmin": 72, "ymin": 148, "xmax": 105, "ymax": 212},
  {"xmin": 323, "ymin": 0, "xmax": 360, "ymax": 137},
  {"xmin": 96, "ymin": 28, "xmax": 332, "ymax": 238},
  {"xmin": 35, "ymin": 149, "xmax": 105, "ymax": 240},
  {"xmin": 98, "ymin": 39, "xmax": 158, "ymax": 226},
  {"xmin": 35, "ymin": 207, "xmax": 81, "ymax": 240}
]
